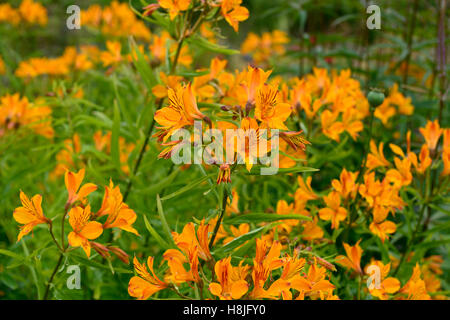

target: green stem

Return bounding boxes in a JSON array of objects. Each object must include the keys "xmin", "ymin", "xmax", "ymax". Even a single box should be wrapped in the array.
[
  {"xmin": 43, "ymin": 253, "xmax": 64, "ymax": 300},
  {"xmin": 208, "ymin": 186, "xmax": 228, "ymax": 249}
]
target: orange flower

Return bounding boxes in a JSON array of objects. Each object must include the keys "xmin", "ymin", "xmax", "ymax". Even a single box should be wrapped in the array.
[
  {"xmin": 409, "ymin": 144, "xmax": 432, "ymax": 174},
  {"xmin": 238, "ymin": 66, "xmax": 271, "ymax": 105},
  {"xmin": 366, "ymin": 141, "xmax": 390, "ymax": 171},
  {"xmin": 209, "ymin": 257, "xmax": 249, "ymax": 300},
  {"xmin": 233, "ymin": 117, "xmax": 269, "ymax": 172},
  {"xmin": 250, "ymin": 239, "xmax": 284, "ymax": 298},
  {"xmin": 13, "ymin": 191, "xmax": 50, "ymax": 241},
  {"xmin": 294, "ymin": 176, "xmax": 318, "ymax": 204},
  {"xmin": 97, "ymin": 180, "xmax": 139, "ymax": 235},
  {"xmin": 128, "ymin": 256, "xmax": 168, "ymax": 300},
  {"xmin": 67, "ymin": 205, "xmax": 103, "ymax": 257},
  {"xmin": 163, "ymin": 248, "xmax": 199, "ymax": 284},
  {"xmin": 365, "ymin": 260, "xmax": 400, "ymax": 300},
  {"xmin": 220, "ymin": 0, "xmax": 249, "ymax": 32},
  {"xmin": 399, "ymin": 264, "xmax": 431, "ymax": 300},
  {"xmin": 100, "ymin": 41, "xmax": 122, "ymax": 67},
  {"xmin": 442, "ymin": 149, "xmax": 450, "ymax": 176},
  {"xmin": 385, "ymin": 157, "xmax": 412, "ymax": 188},
  {"xmin": 301, "ymin": 217, "xmax": 324, "ymax": 241},
  {"xmin": 335, "ymin": 240, "xmax": 363, "ymax": 274},
  {"xmin": 255, "ymin": 84, "xmax": 291, "ymax": 130},
  {"xmin": 172, "ymin": 221, "xmax": 212, "ymax": 261},
  {"xmin": 158, "ymin": 0, "xmax": 190, "ymax": 20},
  {"xmin": 154, "ymin": 83, "xmax": 205, "ymax": 142},
  {"xmin": 64, "ymin": 168, "xmax": 97, "ymax": 206},
  {"xmin": 419, "ymin": 119, "xmax": 442, "ymax": 151},
  {"xmin": 0, "ymin": 55, "xmax": 5, "ymax": 74},
  {"xmin": 318, "ymin": 191, "xmax": 347, "ymax": 229},
  {"xmin": 331, "ymin": 168, "xmax": 359, "ymax": 199},
  {"xmin": 321, "ymin": 110, "xmax": 344, "ymax": 142},
  {"xmin": 369, "ymin": 219, "xmax": 396, "ymax": 243},
  {"xmin": 291, "ymin": 260, "xmax": 335, "ymax": 300}
]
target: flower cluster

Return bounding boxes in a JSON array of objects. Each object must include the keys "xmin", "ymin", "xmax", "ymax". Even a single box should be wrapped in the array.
[
  {"xmin": 13, "ymin": 168, "xmax": 138, "ymax": 261},
  {"xmin": 0, "ymin": 0, "xmax": 47, "ymax": 27},
  {"xmin": 0, "ymin": 93, "xmax": 53, "ymax": 138}
]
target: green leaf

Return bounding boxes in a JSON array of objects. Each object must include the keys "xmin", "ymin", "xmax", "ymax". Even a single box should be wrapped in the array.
[
  {"xmin": 128, "ymin": 36, "xmax": 158, "ymax": 92},
  {"xmin": 226, "ymin": 213, "xmax": 311, "ymax": 224},
  {"xmin": 187, "ymin": 35, "xmax": 240, "ymax": 55},
  {"xmin": 242, "ymin": 166, "xmax": 319, "ymax": 175},
  {"xmin": 156, "ymin": 194, "xmax": 175, "ymax": 246},
  {"xmin": 111, "ymin": 100, "xmax": 121, "ymax": 173},
  {"xmin": 160, "ymin": 173, "xmax": 216, "ymax": 201},
  {"xmin": 143, "ymin": 215, "xmax": 172, "ymax": 249},
  {"xmin": 0, "ymin": 249, "xmax": 23, "ymax": 260},
  {"xmin": 70, "ymin": 254, "xmax": 132, "ymax": 274}
]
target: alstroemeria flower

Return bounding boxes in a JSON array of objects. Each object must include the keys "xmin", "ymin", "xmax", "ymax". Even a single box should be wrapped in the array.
[
  {"xmin": 255, "ymin": 83, "xmax": 291, "ymax": 130},
  {"xmin": 129, "ymin": 256, "xmax": 168, "ymax": 300},
  {"xmin": 209, "ymin": 257, "xmax": 249, "ymax": 300},
  {"xmin": 335, "ymin": 240, "xmax": 363, "ymax": 275},
  {"xmin": 65, "ymin": 168, "xmax": 97, "ymax": 206},
  {"xmin": 419, "ymin": 119, "xmax": 442, "ymax": 151},
  {"xmin": 158, "ymin": 0, "xmax": 190, "ymax": 20},
  {"xmin": 333, "ymin": 169, "xmax": 359, "ymax": 201},
  {"xmin": 365, "ymin": 260, "xmax": 400, "ymax": 300},
  {"xmin": 318, "ymin": 191, "xmax": 347, "ymax": 229},
  {"xmin": 97, "ymin": 180, "xmax": 139, "ymax": 235},
  {"xmin": 291, "ymin": 261, "xmax": 335, "ymax": 300},
  {"xmin": 68, "ymin": 205, "xmax": 103, "ymax": 257},
  {"xmin": 13, "ymin": 191, "xmax": 50, "ymax": 241},
  {"xmin": 220, "ymin": 0, "xmax": 249, "ymax": 32}
]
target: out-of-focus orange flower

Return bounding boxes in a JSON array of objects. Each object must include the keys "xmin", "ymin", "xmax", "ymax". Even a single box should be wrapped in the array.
[
  {"xmin": 0, "ymin": 56, "xmax": 5, "ymax": 74},
  {"xmin": 294, "ymin": 176, "xmax": 318, "ymax": 204},
  {"xmin": 68, "ymin": 205, "xmax": 103, "ymax": 257},
  {"xmin": 0, "ymin": 4, "xmax": 21, "ymax": 25},
  {"xmin": 158, "ymin": 0, "xmax": 190, "ymax": 20},
  {"xmin": 366, "ymin": 141, "xmax": 390, "ymax": 171},
  {"xmin": 409, "ymin": 144, "xmax": 432, "ymax": 175},
  {"xmin": 332, "ymin": 168, "xmax": 359, "ymax": 199},
  {"xmin": 152, "ymin": 72, "xmax": 184, "ymax": 98},
  {"xmin": 65, "ymin": 168, "xmax": 97, "ymax": 206},
  {"xmin": 220, "ymin": 0, "xmax": 249, "ymax": 32},
  {"xmin": 321, "ymin": 110, "xmax": 344, "ymax": 142},
  {"xmin": 369, "ymin": 219, "xmax": 396, "ymax": 243},
  {"xmin": 129, "ymin": 256, "xmax": 168, "ymax": 300},
  {"xmin": 398, "ymin": 264, "xmax": 431, "ymax": 300},
  {"xmin": 385, "ymin": 157, "xmax": 412, "ymax": 188},
  {"xmin": 19, "ymin": 0, "xmax": 48, "ymax": 26},
  {"xmin": 209, "ymin": 257, "xmax": 249, "ymax": 300},
  {"xmin": 318, "ymin": 191, "xmax": 347, "ymax": 229},
  {"xmin": 419, "ymin": 119, "xmax": 442, "ymax": 151},
  {"xmin": 335, "ymin": 240, "xmax": 363, "ymax": 274},
  {"xmin": 100, "ymin": 41, "xmax": 122, "ymax": 67},
  {"xmin": 301, "ymin": 217, "xmax": 324, "ymax": 241},
  {"xmin": 13, "ymin": 191, "xmax": 50, "ymax": 241}
]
